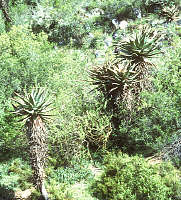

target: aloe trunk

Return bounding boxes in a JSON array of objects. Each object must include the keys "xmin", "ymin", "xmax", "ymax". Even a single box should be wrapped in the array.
[{"xmin": 26, "ymin": 116, "xmax": 48, "ymax": 199}]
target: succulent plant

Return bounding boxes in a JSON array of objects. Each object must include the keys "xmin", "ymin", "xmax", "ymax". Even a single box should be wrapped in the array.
[
  {"xmin": 89, "ymin": 59, "xmax": 151, "ymax": 110},
  {"xmin": 161, "ymin": 5, "xmax": 180, "ymax": 22},
  {"xmin": 114, "ymin": 25, "xmax": 160, "ymax": 64},
  {"xmin": 90, "ymin": 26, "xmax": 160, "ymax": 111},
  {"xmin": 12, "ymin": 87, "xmax": 54, "ymax": 200},
  {"xmin": 13, "ymin": 87, "xmax": 53, "ymax": 122}
]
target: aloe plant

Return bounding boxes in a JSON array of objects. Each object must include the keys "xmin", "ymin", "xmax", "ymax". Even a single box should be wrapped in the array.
[
  {"xmin": 114, "ymin": 25, "xmax": 160, "ymax": 64},
  {"xmin": 12, "ymin": 87, "xmax": 54, "ymax": 200},
  {"xmin": 90, "ymin": 26, "xmax": 159, "ymax": 111},
  {"xmin": 89, "ymin": 59, "xmax": 146, "ymax": 110},
  {"xmin": 161, "ymin": 5, "xmax": 179, "ymax": 22}
]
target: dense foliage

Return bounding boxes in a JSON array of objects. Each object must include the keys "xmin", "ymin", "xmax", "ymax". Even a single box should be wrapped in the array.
[
  {"xmin": 91, "ymin": 153, "xmax": 181, "ymax": 200},
  {"xmin": 0, "ymin": 0, "xmax": 181, "ymax": 199}
]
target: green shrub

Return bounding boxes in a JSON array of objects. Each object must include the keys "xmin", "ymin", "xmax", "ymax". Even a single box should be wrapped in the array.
[
  {"xmin": 0, "ymin": 25, "xmax": 63, "ymax": 154},
  {"xmin": 0, "ymin": 25, "xmax": 54, "ymax": 99},
  {"xmin": 9, "ymin": 1, "xmax": 32, "ymax": 26},
  {"xmin": 48, "ymin": 123, "xmax": 85, "ymax": 166},
  {"xmin": 31, "ymin": 3, "xmax": 94, "ymax": 45},
  {"xmin": 0, "ymin": 158, "xmax": 33, "ymax": 192},
  {"xmin": 48, "ymin": 89, "xmax": 112, "ymax": 165},
  {"xmin": 0, "ymin": 110, "xmax": 26, "ymax": 155},
  {"xmin": 116, "ymin": 91, "xmax": 181, "ymax": 154},
  {"xmin": 47, "ymin": 162, "xmax": 93, "ymax": 185},
  {"xmin": 161, "ymin": 135, "xmax": 181, "ymax": 169},
  {"xmin": 99, "ymin": 0, "xmax": 134, "ymax": 20},
  {"xmin": 0, "ymin": 14, "xmax": 6, "ymax": 33},
  {"xmin": 91, "ymin": 153, "xmax": 181, "ymax": 200},
  {"xmin": 0, "ymin": 164, "xmax": 19, "ymax": 191},
  {"xmin": 46, "ymin": 180, "xmax": 74, "ymax": 200},
  {"xmin": 7, "ymin": 158, "xmax": 33, "ymax": 190},
  {"xmin": 45, "ymin": 48, "xmax": 108, "ymax": 164},
  {"xmin": 84, "ymin": 0, "xmax": 136, "ymax": 32}
]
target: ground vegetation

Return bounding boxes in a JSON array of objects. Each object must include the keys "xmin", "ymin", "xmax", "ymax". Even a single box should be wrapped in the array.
[{"xmin": 0, "ymin": 0, "xmax": 181, "ymax": 199}]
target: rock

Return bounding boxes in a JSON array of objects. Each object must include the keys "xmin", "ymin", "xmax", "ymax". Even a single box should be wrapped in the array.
[
  {"xmin": 133, "ymin": 8, "xmax": 142, "ymax": 19},
  {"xmin": 94, "ymin": 50, "xmax": 106, "ymax": 64},
  {"xmin": 104, "ymin": 37, "xmax": 112, "ymax": 48},
  {"xmin": 14, "ymin": 188, "xmax": 35, "ymax": 200},
  {"xmin": 112, "ymin": 31, "xmax": 118, "ymax": 39},
  {"xmin": 90, "ymin": 8, "xmax": 104, "ymax": 16},
  {"xmin": 176, "ymin": 19, "xmax": 181, "ymax": 26},
  {"xmin": 112, "ymin": 18, "xmax": 120, "ymax": 29},
  {"xmin": 94, "ymin": 50, "xmax": 105, "ymax": 58},
  {"xmin": 153, "ymin": 7, "xmax": 161, "ymax": 13},
  {"xmin": 112, "ymin": 19, "xmax": 128, "ymax": 30},
  {"xmin": 119, "ymin": 20, "xmax": 128, "ymax": 30},
  {"xmin": 88, "ymin": 33, "xmax": 94, "ymax": 39}
]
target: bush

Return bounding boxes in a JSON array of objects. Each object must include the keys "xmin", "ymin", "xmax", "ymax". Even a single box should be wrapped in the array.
[
  {"xmin": 48, "ymin": 107, "xmax": 112, "ymax": 166},
  {"xmin": 46, "ymin": 180, "xmax": 73, "ymax": 200},
  {"xmin": 0, "ymin": 25, "xmax": 55, "ymax": 100},
  {"xmin": 0, "ymin": 25, "xmax": 63, "ymax": 154},
  {"xmin": 0, "ymin": 110, "xmax": 26, "ymax": 155},
  {"xmin": 0, "ymin": 164, "xmax": 19, "ymax": 192},
  {"xmin": 48, "ymin": 122, "xmax": 85, "ymax": 167},
  {"xmin": 99, "ymin": 0, "xmax": 134, "ymax": 20},
  {"xmin": 161, "ymin": 135, "xmax": 181, "ymax": 168},
  {"xmin": 142, "ymin": 0, "xmax": 180, "ymax": 14},
  {"xmin": 113, "ymin": 90, "xmax": 181, "ymax": 155},
  {"xmin": 31, "ymin": 3, "xmax": 94, "ymax": 45},
  {"xmin": 47, "ymin": 161, "xmax": 93, "ymax": 185},
  {"xmin": 91, "ymin": 153, "xmax": 181, "ymax": 200},
  {"xmin": 0, "ymin": 158, "xmax": 33, "ymax": 192},
  {"xmin": 84, "ymin": 0, "xmax": 136, "ymax": 32},
  {"xmin": 9, "ymin": 1, "xmax": 32, "ymax": 26}
]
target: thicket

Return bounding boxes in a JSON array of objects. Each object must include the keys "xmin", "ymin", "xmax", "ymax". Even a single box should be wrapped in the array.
[
  {"xmin": 0, "ymin": 25, "xmax": 62, "ymax": 155},
  {"xmin": 91, "ymin": 153, "xmax": 181, "ymax": 200},
  {"xmin": 0, "ymin": 0, "xmax": 181, "ymax": 199}
]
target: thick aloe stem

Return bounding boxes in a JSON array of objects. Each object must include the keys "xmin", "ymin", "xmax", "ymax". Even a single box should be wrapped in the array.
[{"xmin": 26, "ymin": 117, "xmax": 49, "ymax": 199}]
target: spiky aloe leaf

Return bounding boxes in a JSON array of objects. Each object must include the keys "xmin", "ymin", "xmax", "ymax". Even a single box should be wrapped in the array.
[
  {"xmin": 161, "ymin": 5, "xmax": 179, "ymax": 22},
  {"xmin": 12, "ymin": 87, "xmax": 54, "ymax": 122},
  {"xmin": 89, "ymin": 60, "xmax": 135, "ymax": 99},
  {"xmin": 114, "ymin": 25, "xmax": 160, "ymax": 64}
]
